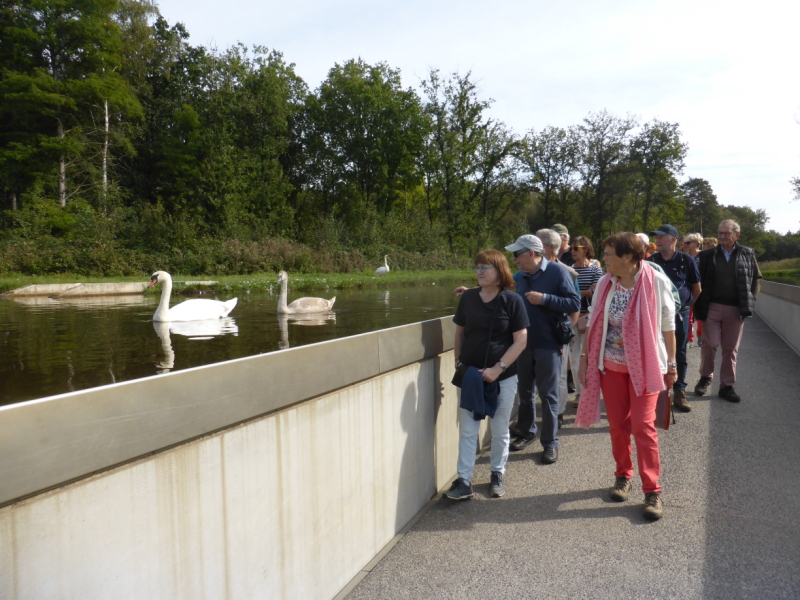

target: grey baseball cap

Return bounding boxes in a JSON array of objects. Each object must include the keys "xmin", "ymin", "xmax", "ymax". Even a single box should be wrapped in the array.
[{"xmin": 505, "ymin": 234, "xmax": 544, "ymax": 254}]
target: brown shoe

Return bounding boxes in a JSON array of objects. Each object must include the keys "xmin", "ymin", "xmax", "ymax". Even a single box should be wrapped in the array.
[
  {"xmin": 610, "ymin": 477, "xmax": 631, "ymax": 502},
  {"xmin": 643, "ymin": 492, "xmax": 663, "ymax": 520},
  {"xmin": 673, "ymin": 389, "xmax": 691, "ymax": 412}
]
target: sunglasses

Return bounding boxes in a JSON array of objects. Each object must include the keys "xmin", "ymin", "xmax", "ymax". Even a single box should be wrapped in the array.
[
  {"xmin": 571, "ymin": 245, "xmax": 585, "ymax": 251},
  {"xmin": 512, "ymin": 249, "xmax": 530, "ymax": 257}
]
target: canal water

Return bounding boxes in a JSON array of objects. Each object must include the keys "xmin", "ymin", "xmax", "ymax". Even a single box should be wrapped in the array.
[{"xmin": 0, "ymin": 285, "xmax": 461, "ymax": 405}]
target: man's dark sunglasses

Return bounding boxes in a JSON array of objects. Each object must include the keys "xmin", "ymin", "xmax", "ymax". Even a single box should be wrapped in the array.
[{"xmin": 512, "ymin": 249, "xmax": 530, "ymax": 257}]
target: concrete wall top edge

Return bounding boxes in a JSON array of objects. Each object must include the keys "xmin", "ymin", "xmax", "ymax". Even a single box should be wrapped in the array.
[
  {"xmin": 0, "ymin": 315, "xmax": 455, "ymax": 506},
  {"xmin": 761, "ymin": 280, "xmax": 800, "ymax": 305}
]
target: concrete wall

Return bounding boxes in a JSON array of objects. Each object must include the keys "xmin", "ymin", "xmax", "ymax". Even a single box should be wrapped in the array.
[
  {"xmin": 755, "ymin": 281, "xmax": 800, "ymax": 357},
  {"xmin": 0, "ymin": 317, "xmax": 468, "ymax": 600}
]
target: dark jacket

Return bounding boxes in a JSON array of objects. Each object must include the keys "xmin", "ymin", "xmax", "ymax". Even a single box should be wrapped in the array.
[{"xmin": 695, "ymin": 244, "xmax": 762, "ymax": 320}]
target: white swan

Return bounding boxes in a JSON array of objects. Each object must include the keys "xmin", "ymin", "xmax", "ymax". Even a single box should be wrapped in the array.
[
  {"xmin": 375, "ymin": 255, "xmax": 390, "ymax": 275},
  {"xmin": 148, "ymin": 271, "xmax": 238, "ymax": 322},
  {"xmin": 277, "ymin": 270, "xmax": 336, "ymax": 314}
]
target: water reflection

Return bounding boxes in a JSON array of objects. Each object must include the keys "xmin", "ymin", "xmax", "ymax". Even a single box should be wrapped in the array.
[
  {"xmin": 153, "ymin": 318, "xmax": 238, "ymax": 373},
  {"xmin": 0, "ymin": 285, "xmax": 460, "ymax": 404},
  {"xmin": 5, "ymin": 295, "xmax": 150, "ymax": 309},
  {"xmin": 278, "ymin": 313, "xmax": 336, "ymax": 349}
]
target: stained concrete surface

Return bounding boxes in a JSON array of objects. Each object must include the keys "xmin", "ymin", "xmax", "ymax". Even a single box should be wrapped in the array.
[{"xmin": 347, "ymin": 315, "xmax": 800, "ymax": 600}]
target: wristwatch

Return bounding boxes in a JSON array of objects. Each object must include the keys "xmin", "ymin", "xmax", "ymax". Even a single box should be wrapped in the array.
[
  {"xmin": 667, "ymin": 361, "xmax": 677, "ymax": 369},
  {"xmin": 498, "ymin": 361, "xmax": 507, "ymax": 372}
]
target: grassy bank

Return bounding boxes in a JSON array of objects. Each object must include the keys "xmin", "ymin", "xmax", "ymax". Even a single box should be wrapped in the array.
[{"xmin": 0, "ymin": 269, "xmax": 477, "ymax": 295}]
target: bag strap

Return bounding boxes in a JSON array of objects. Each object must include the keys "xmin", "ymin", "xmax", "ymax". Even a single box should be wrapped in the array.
[{"xmin": 482, "ymin": 290, "xmax": 502, "ymax": 368}]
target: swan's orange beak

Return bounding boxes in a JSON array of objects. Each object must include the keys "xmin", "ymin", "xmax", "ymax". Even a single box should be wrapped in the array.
[{"xmin": 147, "ymin": 277, "xmax": 158, "ymax": 288}]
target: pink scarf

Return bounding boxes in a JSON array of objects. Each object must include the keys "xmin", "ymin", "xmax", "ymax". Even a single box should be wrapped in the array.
[{"xmin": 575, "ymin": 260, "xmax": 667, "ymax": 429}]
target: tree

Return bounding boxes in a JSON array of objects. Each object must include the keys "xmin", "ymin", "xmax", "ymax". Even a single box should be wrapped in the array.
[
  {"xmin": 574, "ymin": 110, "xmax": 638, "ymax": 240},
  {"xmin": 420, "ymin": 70, "xmax": 522, "ymax": 252},
  {"xmin": 0, "ymin": 0, "xmax": 140, "ymax": 208},
  {"xmin": 680, "ymin": 177, "xmax": 720, "ymax": 236},
  {"xmin": 303, "ymin": 59, "xmax": 425, "ymax": 228},
  {"xmin": 629, "ymin": 119, "xmax": 687, "ymax": 231},
  {"xmin": 519, "ymin": 125, "xmax": 577, "ymax": 230}
]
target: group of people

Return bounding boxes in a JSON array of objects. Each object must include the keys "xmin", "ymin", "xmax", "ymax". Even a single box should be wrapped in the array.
[{"xmin": 446, "ymin": 220, "xmax": 762, "ymax": 521}]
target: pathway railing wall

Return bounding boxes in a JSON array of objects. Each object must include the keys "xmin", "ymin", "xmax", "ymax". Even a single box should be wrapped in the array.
[
  {"xmin": 755, "ymin": 281, "xmax": 800, "ymax": 357},
  {"xmin": 0, "ymin": 316, "xmax": 472, "ymax": 600}
]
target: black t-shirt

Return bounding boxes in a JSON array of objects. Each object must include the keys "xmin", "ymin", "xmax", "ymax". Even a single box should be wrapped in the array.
[{"xmin": 453, "ymin": 288, "xmax": 529, "ymax": 380}]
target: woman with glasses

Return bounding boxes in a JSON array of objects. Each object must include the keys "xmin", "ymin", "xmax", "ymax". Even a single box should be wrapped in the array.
[
  {"xmin": 576, "ymin": 233, "xmax": 677, "ymax": 520},
  {"xmin": 447, "ymin": 250, "xmax": 529, "ymax": 500},
  {"xmin": 570, "ymin": 236, "xmax": 603, "ymax": 401},
  {"xmin": 682, "ymin": 233, "xmax": 703, "ymax": 259}
]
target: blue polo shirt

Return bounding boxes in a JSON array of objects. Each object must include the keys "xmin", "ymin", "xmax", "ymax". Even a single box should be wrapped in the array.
[
  {"xmin": 513, "ymin": 258, "xmax": 581, "ymax": 349},
  {"xmin": 647, "ymin": 250, "xmax": 700, "ymax": 310}
]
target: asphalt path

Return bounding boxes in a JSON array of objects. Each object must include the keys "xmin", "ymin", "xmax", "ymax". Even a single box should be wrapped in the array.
[{"xmin": 346, "ymin": 314, "xmax": 800, "ymax": 600}]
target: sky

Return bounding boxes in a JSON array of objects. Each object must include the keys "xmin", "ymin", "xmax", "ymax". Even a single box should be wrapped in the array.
[{"xmin": 155, "ymin": 0, "xmax": 800, "ymax": 234}]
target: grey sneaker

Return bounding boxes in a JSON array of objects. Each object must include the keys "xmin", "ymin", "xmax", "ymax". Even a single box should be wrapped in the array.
[
  {"xmin": 445, "ymin": 478, "xmax": 473, "ymax": 500},
  {"xmin": 694, "ymin": 376, "xmax": 712, "ymax": 396},
  {"xmin": 610, "ymin": 476, "xmax": 632, "ymax": 502},
  {"xmin": 490, "ymin": 471, "xmax": 506, "ymax": 497},
  {"xmin": 643, "ymin": 492, "xmax": 663, "ymax": 520}
]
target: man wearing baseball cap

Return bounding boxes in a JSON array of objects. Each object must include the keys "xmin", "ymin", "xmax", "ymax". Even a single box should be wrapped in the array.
[
  {"xmin": 505, "ymin": 234, "xmax": 580, "ymax": 463},
  {"xmin": 647, "ymin": 224, "xmax": 701, "ymax": 412},
  {"xmin": 551, "ymin": 224, "xmax": 574, "ymax": 267}
]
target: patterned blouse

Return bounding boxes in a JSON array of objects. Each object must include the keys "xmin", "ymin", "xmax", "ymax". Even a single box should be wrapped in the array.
[{"xmin": 604, "ymin": 284, "xmax": 635, "ymax": 365}]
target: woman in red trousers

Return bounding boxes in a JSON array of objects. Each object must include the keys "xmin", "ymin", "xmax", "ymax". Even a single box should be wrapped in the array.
[{"xmin": 576, "ymin": 232, "xmax": 677, "ymax": 521}]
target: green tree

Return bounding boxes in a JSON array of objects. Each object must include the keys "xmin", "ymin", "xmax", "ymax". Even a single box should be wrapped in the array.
[
  {"xmin": 303, "ymin": 59, "xmax": 425, "ymax": 229},
  {"xmin": 519, "ymin": 125, "xmax": 577, "ymax": 230},
  {"xmin": 574, "ymin": 110, "xmax": 638, "ymax": 240},
  {"xmin": 0, "ymin": 0, "xmax": 140, "ymax": 208},
  {"xmin": 629, "ymin": 119, "xmax": 687, "ymax": 231},
  {"xmin": 420, "ymin": 70, "xmax": 522, "ymax": 252},
  {"xmin": 680, "ymin": 177, "xmax": 720, "ymax": 236}
]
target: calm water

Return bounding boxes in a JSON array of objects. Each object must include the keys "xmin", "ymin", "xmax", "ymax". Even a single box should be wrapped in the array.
[{"xmin": 0, "ymin": 285, "xmax": 459, "ymax": 405}]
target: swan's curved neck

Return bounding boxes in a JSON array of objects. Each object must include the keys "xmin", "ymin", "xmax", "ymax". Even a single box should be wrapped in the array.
[
  {"xmin": 278, "ymin": 276, "xmax": 289, "ymax": 313},
  {"xmin": 154, "ymin": 276, "xmax": 173, "ymax": 320}
]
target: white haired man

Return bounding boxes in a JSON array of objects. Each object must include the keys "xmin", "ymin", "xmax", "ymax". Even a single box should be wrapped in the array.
[{"xmin": 693, "ymin": 220, "xmax": 762, "ymax": 403}]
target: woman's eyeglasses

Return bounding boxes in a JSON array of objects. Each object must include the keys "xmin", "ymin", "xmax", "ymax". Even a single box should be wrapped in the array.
[
  {"xmin": 472, "ymin": 265, "xmax": 495, "ymax": 273},
  {"xmin": 571, "ymin": 245, "xmax": 585, "ymax": 251}
]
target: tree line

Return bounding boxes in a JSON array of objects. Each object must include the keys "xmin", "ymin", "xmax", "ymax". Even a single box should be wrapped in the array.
[{"xmin": 1, "ymin": 0, "xmax": 797, "ymax": 276}]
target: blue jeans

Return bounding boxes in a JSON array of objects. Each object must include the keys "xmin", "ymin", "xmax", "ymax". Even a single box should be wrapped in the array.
[
  {"xmin": 516, "ymin": 348, "xmax": 561, "ymax": 448},
  {"xmin": 675, "ymin": 309, "xmax": 690, "ymax": 390},
  {"xmin": 457, "ymin": 375, "xmax": 518, "ymax": 481}
]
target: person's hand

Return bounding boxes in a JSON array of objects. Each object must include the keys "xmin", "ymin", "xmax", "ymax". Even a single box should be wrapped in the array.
[
  {"xmin": 525, "ymin": 291, "xmax": 544, "ymax": 305},
  {"xmin": 453, "ymin": 286, "xmax": 468, "ymax": 297},
  {"xmin": 666, "ymin": 370, "xmax": 678, "ymax": 387},
  {"xmin": 479, "ymin": 365, "xmax": 502, "ymax": 383}
]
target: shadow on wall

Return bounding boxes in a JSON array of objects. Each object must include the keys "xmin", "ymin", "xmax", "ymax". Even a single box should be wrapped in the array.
[{"xmin": 393, "ymin": 319, "xmax": 445, "ymax": 532}]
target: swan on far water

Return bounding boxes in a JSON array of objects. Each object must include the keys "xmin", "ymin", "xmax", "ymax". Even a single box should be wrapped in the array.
[
  {"xmin": 277, "ymin": 270, "xmax": 336, "ymax": 314},
  {"xmin": 375, "ymin": 255, "xmax": 389, "ymax": 275},
  {"xmin": 148, "ymin": 271, "xmax": 238, "ymax": 322}
]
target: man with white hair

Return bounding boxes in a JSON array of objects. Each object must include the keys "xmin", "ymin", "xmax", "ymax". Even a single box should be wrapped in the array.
[
  {"xmin": 693, "ymin": 220, "xmax": 762, "ymax": 403},
  {"xmin": 551, "ymin": 224, "xmax": 574, "ymax": 267},
  {"xmin": 505, "ymin": 234, "xmax": 580, "ymax": 463}
]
